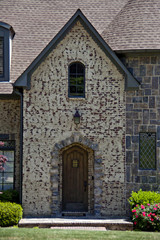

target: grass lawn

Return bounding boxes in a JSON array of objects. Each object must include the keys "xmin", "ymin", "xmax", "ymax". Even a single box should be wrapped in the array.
[{"xmin": 0, "ymin": 228, "xmax": 160, "ymax": 240}]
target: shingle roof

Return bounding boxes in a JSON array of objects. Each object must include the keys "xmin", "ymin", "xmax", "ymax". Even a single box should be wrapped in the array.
[
  {"xmin": 0, "ymin": 0, "xmax": 128, "ymax": 86},
  {"xmin": 102, "ymin": 0, "xmax": 160, "ymax": 51}
]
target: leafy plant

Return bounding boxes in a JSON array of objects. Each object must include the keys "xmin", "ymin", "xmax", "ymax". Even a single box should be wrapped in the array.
[
  {"xmin": 0, "ymin": 189, "xmax": 19, "ymax": 203},
  {"xmin": 0, "ymin": 201, "xmax": 23, "ymax": 227},
  {"xmin": 132, "ymin": 203, "xmax": 160, "ymax": 231},
  {"xmin": 129, "ymin": 189, "xmax": 160, "ymax": 209}
]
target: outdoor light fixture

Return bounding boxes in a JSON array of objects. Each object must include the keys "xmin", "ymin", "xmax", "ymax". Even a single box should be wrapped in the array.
[{"xmin": 74, "ymin": 110, "xmax": 81, "ymax": 124}]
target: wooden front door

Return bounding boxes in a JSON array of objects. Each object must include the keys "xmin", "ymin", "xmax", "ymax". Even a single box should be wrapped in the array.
[{"xmin": 62, "ymin": 146, "xmax": 88, "ymax": 212}]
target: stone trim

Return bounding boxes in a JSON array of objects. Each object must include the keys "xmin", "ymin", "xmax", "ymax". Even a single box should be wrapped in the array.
[{"xmin": 50, "ymin": 133, "xmax": 103, "ymax": 216}]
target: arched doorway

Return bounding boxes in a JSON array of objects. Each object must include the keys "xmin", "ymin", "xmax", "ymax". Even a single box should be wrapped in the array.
[{"xmin": 62, "ymin": 145, "xmax": 88, "ymax": 212}]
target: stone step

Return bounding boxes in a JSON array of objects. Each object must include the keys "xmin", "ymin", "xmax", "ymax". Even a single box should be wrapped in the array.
[
  {"xmin": 62, "ymin": 212, "xmax": 86, "ymax": 217},
  {"xmin": 18, "ymin": 218, "xmax": 133, "ymax": 231}
]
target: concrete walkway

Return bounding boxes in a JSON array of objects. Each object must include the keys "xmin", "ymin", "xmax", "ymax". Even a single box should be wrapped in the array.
[{"xmin": 19, "ymin": 217, "xmax": 133, "ymax": 231}]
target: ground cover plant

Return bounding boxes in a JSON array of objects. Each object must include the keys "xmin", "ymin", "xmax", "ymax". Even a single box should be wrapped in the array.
[
  {"xmin": 129, "ymin": 189, "xmax": 160, "ymax": 231},
  {"xmin": 1, "ymin": 228, "xmax": 160, "ymax": 240}
]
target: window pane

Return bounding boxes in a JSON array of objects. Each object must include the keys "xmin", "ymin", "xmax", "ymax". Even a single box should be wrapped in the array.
[
  {"xmin": 4, "ymin": 173, "xmax": 13, "ymax": 184},
  {"xmin": 77, "ymin": 63, "xmax": 84, "ymax": 74},
  {"xmin": 3, "ymin": 184, "xmax": 13, "ymax": 191},
  {"xmin": 70, "ymin": 64, "xmax": 76, "ymax": 73},
  {"xmin": 70, "ymin": 76, "xmax": 77, "ymax": 85},
  {"xmin": 70, "ymin": 86, "xmax": 76, "ymax": 93},
  {"xmin": 3, "ymin": 151, "xmax": 14, "ymax": 161},
  {"xmin": 0, "ymin": 173, "xmax": 3, "ymax": 183},
  {"xmin": 77, "ymin": 86, "xmax": 84, "ymax": 93},
  {"xmin": 69, "ymin": 63, "xmax": 85, "ymax": 97},
  {"xmin": 0, "ymin": 141, "xmax": 15, "ymax": 190},
  {"xmin": 77, "ymin": 76, "xmax": 84, "ymax": 85},
  {"xmin": 4, "ymin": 161, "xmax": 14, "ymax": 172},
  {"xmin": 0, "ymin": 37, "xmax": 3, "ymax": 76},
  {"xmin": 139, "ymin": 133, "xmax": 156, "ymax": 170}
]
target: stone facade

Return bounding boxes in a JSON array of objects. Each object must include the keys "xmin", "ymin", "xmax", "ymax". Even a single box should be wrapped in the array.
[
  {"xmin": 0, "ymin": 99, "xmax": 20, "ymax": 190},
  {"xmin": 119, "ymin": 53, "xmax": 160, "ymax": 213},
  {"xmin": 22, "ymin": 21, "xmax": 126, "ymax": 217}
]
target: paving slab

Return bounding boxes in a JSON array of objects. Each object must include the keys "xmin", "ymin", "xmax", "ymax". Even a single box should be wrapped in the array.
[
  {"xmin": 18, "ymin": 218, "xmax": 133, "ymax": 231},
  {"xmin": 51, "ymin": 226, "xmax": 107, "ymax": 231}
]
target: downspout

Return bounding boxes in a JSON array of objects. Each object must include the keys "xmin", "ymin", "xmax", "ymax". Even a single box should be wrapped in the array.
[{"xmin": 14, "ymin": 89, "xmax": 23, "ymax": 204}]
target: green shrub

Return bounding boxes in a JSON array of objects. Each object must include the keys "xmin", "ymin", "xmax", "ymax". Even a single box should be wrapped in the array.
[
  {"xmin": 0, "ymin": 189, "xmax": 19, "ymax": 203},
  {"xmin": 128, "ymin": 189, "xmax": 160, "ymax": 209},
  {"xmin": 0, "ymin": 201, "xmax": 23, "ymax": 227},
  {"xmin": 132, "ymin": 203, "xmax": 160, "ymax": 231}
]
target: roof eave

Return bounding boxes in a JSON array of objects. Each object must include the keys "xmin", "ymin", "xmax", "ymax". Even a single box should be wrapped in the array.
[{"xmin": 14, "ymin": 9, "xmax": 140, "ymax": 90}]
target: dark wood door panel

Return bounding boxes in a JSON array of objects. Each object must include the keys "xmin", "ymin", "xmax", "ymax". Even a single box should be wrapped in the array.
[{"xmin": 62, "ymin": 146, "xmax": 88, "ymax": 211}]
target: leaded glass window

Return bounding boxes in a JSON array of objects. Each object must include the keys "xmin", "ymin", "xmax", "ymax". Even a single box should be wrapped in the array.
[
  {"xmin": 0, "ymin": 37, "xmax": 3, "ymax": 76},
  {"xmin": 69, "ymin": 62, "xmax": 85, "ymax": 98},
  {"xmin": 0, "ymin": 140, "xmax": 15, "ymax": 191},
  {"xmin": 139, "ymin": 133, "xmax": 156, "ymax": 170}
]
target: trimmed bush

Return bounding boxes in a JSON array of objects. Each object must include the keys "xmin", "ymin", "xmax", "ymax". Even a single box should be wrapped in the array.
[
  {"xmin": 128, "ymin": 189, "xmax": 160, "ymax": 209},
  {"xmin": 0, "ymin": 189, "xmax": 19, "ymax": 203},
  {"xmin": 132, "ymin": 203, "xmax": 160, "ymax": 231},
  {"xmin": 0, "ymin": 201, "xmax": 23, "ymax": 227}
]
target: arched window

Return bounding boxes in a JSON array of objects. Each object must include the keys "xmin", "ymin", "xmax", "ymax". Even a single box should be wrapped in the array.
[{"xmin": 68, "ymin": 62, "xmax": 85, "ymax": 98}]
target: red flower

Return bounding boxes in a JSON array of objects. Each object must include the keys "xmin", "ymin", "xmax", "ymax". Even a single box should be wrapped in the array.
[
  {"xmin": 153, "ymin": 208, "xmax": 157, "ymax": 210},
  {"xmin": 132, "ymin": 209, "xmax": 136, "ymax": 213},
  {"xmin": 141, "ymin": 205, "xmax": 145, "ymax": 209},
  {"xmin": 134, "ymin": 222, "xmax": 137, "ymax": 225},
  {"xmin": 142, "ymin": 212, "xmax": 146, "ymax": 216},
  {"xmin": 151, "ymin": 218, "xmax": 154, "ymax": 221}
]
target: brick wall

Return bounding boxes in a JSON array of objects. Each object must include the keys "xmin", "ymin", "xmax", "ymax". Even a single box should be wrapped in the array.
[{"xmin": 22, "ymin": 21, "xmax": 126, "ymax": 217}]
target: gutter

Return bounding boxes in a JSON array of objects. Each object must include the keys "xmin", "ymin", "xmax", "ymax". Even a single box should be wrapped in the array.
[{"xmin": 14, "ymin": 89, "xmax": 23, "ymax": 204}]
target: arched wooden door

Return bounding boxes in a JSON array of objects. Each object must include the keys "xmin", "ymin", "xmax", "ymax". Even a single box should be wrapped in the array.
[{"xmin": 62, "ymin": 146, "xmax": 88, "ymax": 212}]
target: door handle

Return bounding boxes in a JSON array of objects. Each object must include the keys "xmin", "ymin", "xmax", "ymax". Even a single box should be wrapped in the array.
[{"xmin": 84, "ymin": 181, "xmax": 87, "ymax": 192}]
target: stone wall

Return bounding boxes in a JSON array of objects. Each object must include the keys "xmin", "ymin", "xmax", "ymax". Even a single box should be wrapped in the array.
[
  {"xmin": 119, "ymin": 53, "xmax": 160, "ymax": 212},
  {"xmin": 0, "ymin": 99, "xmax": 20, "ymax": 190},
  {"xmin": 22, "ymin": 21, "xmax": 126, "ymax": 216}
]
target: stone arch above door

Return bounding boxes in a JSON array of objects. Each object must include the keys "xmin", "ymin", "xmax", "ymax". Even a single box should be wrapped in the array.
[{"xmin": 50, "ymin": 133, "xmax": 103, "ymax": 216}]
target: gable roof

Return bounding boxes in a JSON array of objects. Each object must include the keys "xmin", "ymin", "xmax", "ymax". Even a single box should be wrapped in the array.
[
  {"xmin": 14, "ymin": 9, "xmax": 139, "ymax": 90},
  {"xmin": 102, "ymin": 0, "xmax": 160, "ymax": 51},
  {"xmin": 0, "ymin": 0, "xmax": 128, "ymax": 85}
]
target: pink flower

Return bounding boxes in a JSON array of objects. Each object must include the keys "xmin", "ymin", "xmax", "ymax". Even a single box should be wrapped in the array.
[
  {"xmin": 132, "ymin": 209, "xmax": 136, "ymax": 213},
  {"xmin": 153, "ymin": 208, "xmax": 157, "ymax": 210},
  {"xmin": 156, "ymin": 204, "xmax": 158, "ymax": 207},
  {"xmin": 151, "ymin": 218, "xmax": 154, "ymax": 221},
  {"xmin": 147, "ymin": 203, "xmax": 150, "ymax": 206},
  {"xmin": 136, "ymin": 204, "xmax": 138, "ymax": 207},
  {"xmin": 142, "ymin": 212, "xmax": 146, "ymax": 216},
  {"xmin": 136, "ymin": 215, "xmax": 138, "ymax": 218},
  {"xmin": 152, "ymin": 213, "xmax": 155, "ymax": 216},
  {"xmin": 148, "ymin": 214, "xmax": 151, "ymax": 217},
  {"xmin": 141, "ymin": 205, "xmax": 145, "ymax": 209},
  {"xmin": 134, "ymin": 222, "xmax": 137, "ymax": 225},
  {"xmin": 0, "ymin": 141, "xmax": 4, "ymax": 146}
]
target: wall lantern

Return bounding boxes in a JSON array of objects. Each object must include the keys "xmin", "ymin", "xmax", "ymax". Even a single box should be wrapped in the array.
[{"xmin": 74, "ymin": 110, "xmax": 81, "ymax": 124}]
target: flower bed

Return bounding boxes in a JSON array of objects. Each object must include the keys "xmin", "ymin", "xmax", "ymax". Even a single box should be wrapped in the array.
[{"xmin": 132, "ymin": 203, "xmax": 160, "ymax": 231}]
